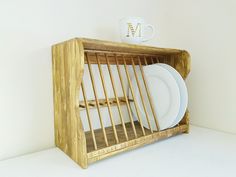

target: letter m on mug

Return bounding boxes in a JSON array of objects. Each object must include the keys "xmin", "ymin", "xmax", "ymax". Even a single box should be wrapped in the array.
[{"xmin": 126, "ymin": 23, "xmax": 141, "ymax": 37}]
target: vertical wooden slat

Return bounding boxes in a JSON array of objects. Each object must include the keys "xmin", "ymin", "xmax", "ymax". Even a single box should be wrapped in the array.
[
  {"xmin": 81, "ymin": 81, "xmax": 97, "ymax": 150},
  {"xmin": 154, "ymin": 56, "xmax": 160, "ymax": 63},
  {"xmin": 158, "ymin": 56, "xmax": 163, "ymax": 63},
  {"xmin": 115, "ymin": 55, "xmax": 137, "ymax": 138},
  {"xmin": 139, "ymin": 56, "xmax": 160, "ymax": 131},
  {"xmin": 105, "ymin": 54, "xmax": 129, "ymax": 141},
  {"xmin": 96, "ymin": 54, "xmax": 119, "ymax": 144},
  {"xmin": 123, "ymin": 56, "xmax": 146, "ymax": 136},
  {"xmin": 86, "ymin": 53, "xmax": 109, "ymax": 146},
  {"xmin": 164, "ymin": 56, "xmax": 168, "ymax": 64},
  {"xmin": 131, "ymin": 57, "xmax": 153, "ymax": 133},
  {"xmin": 144, "ymin": 57, "xmax": 148, "ymax": 65},
  {"xmin": 150, "ymin": 57, "xmax": 154, "ymax": 64},
  {"xmin": 170, "ymin": 55, "xmax": 175, "ymax": 67}
]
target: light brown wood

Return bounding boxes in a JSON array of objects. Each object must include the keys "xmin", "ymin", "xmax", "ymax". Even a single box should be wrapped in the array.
[
  {"xmin": 139, "ymin": 57, "xmax": 160, "ymax": 130},
  {"xmin": 87, "ymin": 124, "xmax": 188, "ymax": 163},
  {"xmin": 150, "ymin": 57, "xmax": 155, "ymax": 64},
  {"xmin": 123, "ymin": 56, "xmax": 146, "ymax": 136},
  {"xmin": 52, "ymin": 38, "xmax": 191, "ymax": 168},
  {"xmin": 85, "ymin": 52, "xmax": 160, "ymax": 65},
  {"xmin": 85, "ymin": 113, "xmax": 189, "ymax": 156},
  {"xmin": 81, "ymin": 81, "xmax": 97, "ymax": 150},
  {"xmin": 131, "ymin": 57, "xmax": 153, "ymax": 132},
  {"xmin": 52, "ymin": 39, "xmax": 87, "ymax": 168},
  {"xmin": 79, "ymin": 97, "xmax": 133, "ymax": 110},
  {"xmin": 115, "ymin": 55, "xmax": 138, "ymax": 138},
  {"xmin": 80, "ymin": 38, "xmax": 182, "ymax": 55},
  {"xmin": 96, "ymin": 54, "xmax": 119, "ymax": 144},
  {"xmin": 85, "ymin": 121, "xmax": 149, "ymax": 153},
  {"xmin": 155, "ymin": 56, "xmax": 160, "ymax": 63},
  {"xmin": 86, "ymin": 53, "xmax": 109, "ymax": 147},
  {"xmin": 106, "ymin": 54, "xmax": 129, "ymax": 141}
]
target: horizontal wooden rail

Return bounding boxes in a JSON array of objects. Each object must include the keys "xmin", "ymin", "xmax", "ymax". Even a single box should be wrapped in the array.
[
  {"xmin": 79, "ymin": 97, "xmax": 134, "ymax": 110},
  {"xmin": 84, "ymin": 52, "xmax": 168, "ymax": 65},
  {"xmin": 84, "ymin": 49, "xmax": 168, "ymax": 57}
]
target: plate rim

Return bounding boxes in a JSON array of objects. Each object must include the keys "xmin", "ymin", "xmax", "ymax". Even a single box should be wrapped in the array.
[
  {"xmin": 157, "ymin": 63, "xmax": 188, "ymax": 127},
  {"xmin": 129, "ymin": 64, "xmax": 180, "ymax": 130}
]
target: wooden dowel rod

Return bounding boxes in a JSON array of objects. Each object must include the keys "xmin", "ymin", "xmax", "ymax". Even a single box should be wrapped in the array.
[
  {"xmin": 131, "ymin": 57, "xmax": 153, "ymax": 133},
  {"xmin": 164, "ymin": 56, "xmax": 168, "ymax": 64},
  {"xmin": 86, "ymin": 53, "xmax": 109, "ymax": 146},
  {"xmin": 144, "ymin": 57, "xmax": 148, "ymax": 65},
  {"xmin": 96, "ymin": 54, "xmax": 119, "ymax": 144},
  {"xmin": 170, "ymin": 55, "xmax": 175, "ymax": 67},
  {"xmin": 123, "ymin": 56, "xmax": 146, "ymax": 136},
  {"xmin": 81, "ymin": 81, "xmax": 97, "ymax": 150},
  {"xmin": 156, "ymin": 57, "xmax": 160, "ymax": 63},
  {"xmin": 115, "ymin": 56, "xmax": 137, "ymax": 138},
  {"xmin": 139, "ymin": 56, "xmax": 160, "ymax": 131},
  {"xmin": 150, "ymin": 57, "xmax": 154, "ymax": 64},
  {"xmin": 153, "ymin": 56, "xmax": 159, "ymax": 63},
  {"xmin": 106, "ymin": 54, "xmax": 129, "ymax": 141}
]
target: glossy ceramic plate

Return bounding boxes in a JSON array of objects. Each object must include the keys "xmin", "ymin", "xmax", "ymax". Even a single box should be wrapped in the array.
[
  {"xmin": 157, "ymin": 64, "xmax": 188, "ymax": 127},
  {"xmin": 129, "ymin": 64, "xmax": 180, "ymax": 130}
]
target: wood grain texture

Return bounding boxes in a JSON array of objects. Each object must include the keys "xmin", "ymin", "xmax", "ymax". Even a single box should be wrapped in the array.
[
  {"xmin": 78, "ymin": 97, "xmax": 133, "ymax": 110},
  {"xmin": 131, "ymin": 58, "xmax": 153, "ymax": 132},
  {"xmin": 106, "ymin": 54, "xmax": 129, "ymax": 141},
  {"xmin": 115, "ymin": 56, "xmax": 138, "ymax": 138},
  {"xmin": 123, "ymin": 57, "xmax": 146, "ymax": 136},
  {"xmin": 52, "ymin": 39, "xmax": 87, "ymax": 168},
  {"xmin": 140, "ymin": 57, "xmax": 160, "ymax": 130},
  {"xmin": 87, "ymin": 124, "xmax": 188, "ymax": 164},
  {"xmin": 85, "ymin": 53, "xmax": 109, "ymax": 147},
  {"xmin": 80, "ymin": 38, "xmax": 182, "ymax": 55},
  {"xmin": 96, "ymin": 54, "xmax": 120, "ymax": 144},
  {"xmin": 52, "ymin": 38, "xmax": 191, "ymax": 168},
  {"xmin": 81, "ymin": 81, "xmax": 97, "ymax": 150}
]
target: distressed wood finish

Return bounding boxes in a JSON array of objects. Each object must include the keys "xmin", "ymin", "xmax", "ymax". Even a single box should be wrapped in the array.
[
  {"xmin": 87, "ymin": 124, "xmax": 188, "ymax": 163},
  {"xmin": 52, "ymin": 39, "xmax": 87, "ymax": 168},
  {"xmin": 78, "ymin": 97, "xmax": 133, "ymax": 110},
  {"xmin": 52, "ymin": 38, "xmax": 191, "ymax": 169}
]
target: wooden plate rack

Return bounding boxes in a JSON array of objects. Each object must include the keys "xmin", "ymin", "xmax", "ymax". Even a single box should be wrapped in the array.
[{"xmin": 52, "ymin": 38, "xmax": 191, "ymax": 168}]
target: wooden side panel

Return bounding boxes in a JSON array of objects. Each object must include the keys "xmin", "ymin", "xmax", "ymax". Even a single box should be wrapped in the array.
[
  {"xmin": 174, "ymin": 50, "xmax": 191, "ymax": 79},
  {"xmin": 52, "ymin": 44, "xmax": 66, "ymax": 151},
  {"xmin": 52, "ymin": 39, "xmax": 87, "ymax": 168},
  {"xmin": 174, "ymin": 50, "xmax": 191, "ymax": 132},
  {"xmin": 180, "ymin": 109, "xmax": 190, "ymax": 133}
]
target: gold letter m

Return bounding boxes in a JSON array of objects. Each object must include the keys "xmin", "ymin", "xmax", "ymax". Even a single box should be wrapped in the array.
[{"xmin": 126, "ymin": 23, "xmax": 141, "ymax": 37}]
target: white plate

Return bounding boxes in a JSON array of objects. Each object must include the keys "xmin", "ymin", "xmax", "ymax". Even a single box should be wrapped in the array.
[
  {"xmin": 157, "ymin": 64, "xmax": 188, "ymax": 127},
  {"xmin": 129, "ymin": 65, "xmax": 180, "ymax": 130}
]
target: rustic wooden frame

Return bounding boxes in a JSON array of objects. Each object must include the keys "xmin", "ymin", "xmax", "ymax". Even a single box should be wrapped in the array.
[{"xmin": 52, "ymin": 38, "xmax": 191, "ymax": 168}]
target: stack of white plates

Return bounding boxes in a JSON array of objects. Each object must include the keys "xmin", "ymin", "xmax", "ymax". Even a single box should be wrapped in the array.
[{"xmin": 129, "ymin": 64, "xmax": 188, "ymax": 131}]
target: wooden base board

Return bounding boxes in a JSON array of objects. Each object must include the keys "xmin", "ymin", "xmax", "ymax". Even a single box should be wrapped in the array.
[
  {"xmin": 85, "ymin": 121, "xmax": 188, "ymax": 164},
  {"xmin": 85, "ymin": 121, "xmax": 152, "ymax": 153}
]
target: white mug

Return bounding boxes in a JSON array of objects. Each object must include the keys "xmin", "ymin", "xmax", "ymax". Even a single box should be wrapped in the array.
[{"xmin": 119, "ymin": 17, "xmax": 154, "ymax": 44}]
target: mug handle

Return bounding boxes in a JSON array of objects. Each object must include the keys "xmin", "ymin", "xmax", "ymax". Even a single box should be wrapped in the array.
[{"xmin": 142, "ymin": 24, "xmax": 154, "ymax": 42}]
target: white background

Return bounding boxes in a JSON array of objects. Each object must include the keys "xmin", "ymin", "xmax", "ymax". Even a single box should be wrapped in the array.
[{"xmin": 0, "ymin": 0, "xmax": 235, "ymax": 161}]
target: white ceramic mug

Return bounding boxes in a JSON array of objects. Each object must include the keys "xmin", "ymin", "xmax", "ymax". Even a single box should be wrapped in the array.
[{"xmin": 119, "ymin": 17, "xmax": 154, "ymax": 44}]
